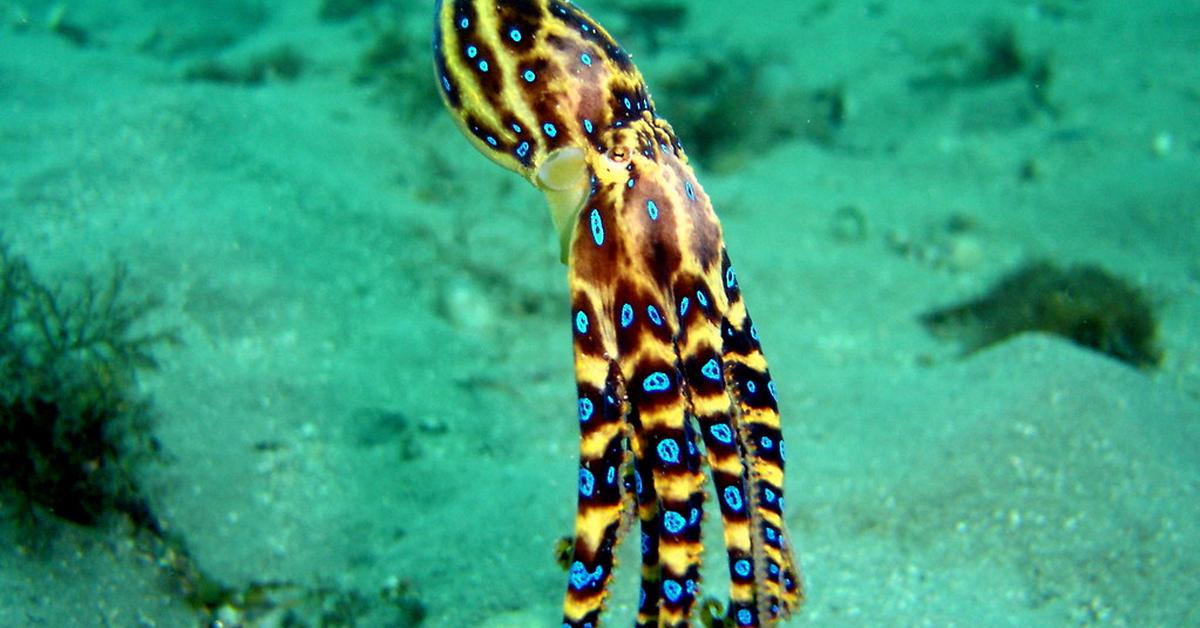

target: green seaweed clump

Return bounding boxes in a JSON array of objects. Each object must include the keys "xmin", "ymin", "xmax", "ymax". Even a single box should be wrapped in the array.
[
  {"xmin": 696, "ymin": 597, "xmax": 730, "ymax": 627},
  {"xmin": 921, "ymin": 261, "xmax": 1161, "ymax": 368},
  {"xmin": 0, "ymin": 240, "xmax": 177, "ymax": 529}
]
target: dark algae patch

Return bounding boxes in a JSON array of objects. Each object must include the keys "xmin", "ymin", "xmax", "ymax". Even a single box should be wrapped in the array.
[
  {"xmin": 0, "ymin": 238, "xmax": 430, "ymax": 624},
  {"xmin": 355, "ymin": 20, "xmax": 444, "ymax": 120},
  {"xmin": 184, "ymin": 45, "xmax": 306, "ymax": 85},
  {"xmin": 318, "ymin": 0, "xmax": 384, "ymax": 23},
  {"xmin": 0, "ymin": 239, "xmax": 177, "ymax": 531},
  {"xmin": 922, "ymin": 261, "xmax": 1161, "ymax": 368}
]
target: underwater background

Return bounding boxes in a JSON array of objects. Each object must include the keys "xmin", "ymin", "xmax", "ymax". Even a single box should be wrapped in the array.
[{"xmin": 1, "ymin": 0, "xmax": 1197, "ymax": 625}]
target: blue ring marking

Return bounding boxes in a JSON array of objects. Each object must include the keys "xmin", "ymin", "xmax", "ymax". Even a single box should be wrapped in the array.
[
  {"xmin": 779, "ymin": 497, "xmax": 785, "ymax": 511},
  {"xmin": 478, "ymin": 60, "xmax": 489, "ymax": 72},
  {"xmin": 623, "ymin": 97, "xmax": 632, "ymax": 110},
  {"xmin": 626, "ymin": 177, "xmax": 635, "ymax": 189},
  {"xmin": 663, "ymin": 579, "xmax": 683, "ymax": 603},
  {"xmin": 765, "ymin": 527, "xmax": 777, "ymax": 542},
  {"xmin": 580, "ymin": 53, "xmax": 592, "ymax": 66},
  {"xmin": 761, "ymin": 435, "xmax": 773, "ymax": 449},
  {"xmin": 746, "ymin": 380, "xmax": 757, "ymax": 394},
  {"xmin": 685, "ymin": 181, "xmax": 695, "ymax": 199},
  {"xmin": 647, "ymin": 305, "xmax": 662, "ymax": 326},
  {"xmin": 780, "ymin": 440, "xmax": 787, "ymax": 462},
  {"xmin": 734, "ymin": 559, "xmax": 751, "ymax": 577},
  {"xmin": 485, "ymin": 136, "xmax": 498, "ymax": 147},
  {"xmin": 569, "ymin": 561, "xmax": 589, "ymax": 590},
  {"xmin": 509, "ymin": 28, "xmax": 522, "ymax": 42},
  {"xmin": 696, "ymin": 289, "xmax": 709, "ymax": 308},
  {"xmin": 511, "ymin": 123, "xmax": 522, "ymax": 133},
  {"xmin": 581, "ymin": 23, "xmax": 590, "ymax": 32},
  {"xmin": 689, "ymin": 507, "xmax": 700, "ymax": 524},
  {"xmin": 467, "ymin": 45, "xmax": 478, "ymax": 58},
  {"xmin": 701, "ymin": 358, "xmax": 721, "ymax": 381},
  {"xmin": 642, "ymin": 371, "xmax": 671, "ymax": 393},
  {"xmin": 577, "ymin": 397, "xmax": 594, "ymax": 422},
  {"xmin": 620, "ymin": 303, "xmax": 634, "ymax": 328},
  {"xmin": 647, "ymin": 199, "xmax": 659, "ymax": 220},
  {"xmin": 606, "ymin": 466, "xmax": 615, "ymax": 484},
  {"xmin": 516, "ymin": 141, "xmax": 530, "ymax": 158},
  {"xmin": 737, "ymin": 609, "xmax": 753, "ymax": 625},
  {"xmin": 522, "ymin": 69, "xmax": 536, "ymax": 82},
  {"xmin": 641, "ymin": 532, "xmax": 650, "ymax": 555},
  {"xmin": 634, "ymin": 470, "xmax": 643, "ymax": 495},
  {"xmin": 589, "ymin": 208, "xmax": 604, "ymax": 246},
  {"xmin": 726, "ymin": 266, "xmax": 737, "ymax": 288},
  {"xmin": 764, "ymin": 487, "xmax": 776, "ymax": 503},
  {"xmin": 686, "ymin": 579, "xmax": 697, "ymax": 594},
  {"xmin": 441, "ymin": 75, "xmax": 451, "ymax": 93},
  {"xmin": 769, "ymin": 563, "xmax": 780, "ymax": 576},
  {"xmin": 459, "ymin": 17, "xmax": 468, "ymax": 29},
  {"xmin": 680, "ymin": 296, "xmax": 690, "ymax": 316},
  {"xmin": 656, "ymin": 438, "xmax": 680, "ymax": 464},
  {"xmin": 750, "ymin": 324, "xmax": 759, "ymax": 340},
  {"xmin": 579, "ymin": 468, "xmax": 595, "ymax": 496},
  {"xmin": 639, "ymin": 587, "xmax": 647, "ymax": 609},
  {"xmin": 663, "ymin": 510, "xmax": 686, "ymax": 534},
  {"xmin": 574, "ymin": 310, "xmax": 588, "ymax": 334},
  {"xmin": 710, "ymin": 423, "xmax": 732, "ymax": 444},
  {"xmin": 543, "ymin": 122, "xmax": 558, "ymax": 137},
  {"xmin": 723, "ymin": 485, "xmax": 743, "ymax": 511},
  {"xmin": 583, "ymin": 118, "xmax": 594, "ymax": 133},
  {"xmin": 768, "ymin": 381, "xmax": 778, "ymax": 400}
]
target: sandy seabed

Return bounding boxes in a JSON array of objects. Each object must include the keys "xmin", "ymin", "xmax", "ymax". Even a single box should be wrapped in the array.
[{"xmin": 1, "ymin": 0, "xmax": 1197, "ymax": 626}]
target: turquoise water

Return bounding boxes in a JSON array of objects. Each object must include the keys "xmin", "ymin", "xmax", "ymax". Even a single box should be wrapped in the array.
[{"xmin": 1, "ymin": 0, "xmax": 1197, "ymax": 626}]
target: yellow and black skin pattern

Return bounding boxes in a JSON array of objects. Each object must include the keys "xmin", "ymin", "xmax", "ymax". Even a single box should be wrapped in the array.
[{"xmin": 433, "ymin": 1, "xmax": 802, "ymax": 626}]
